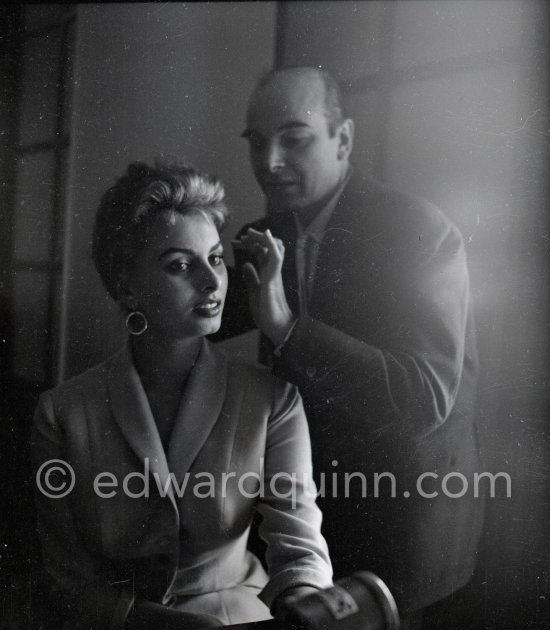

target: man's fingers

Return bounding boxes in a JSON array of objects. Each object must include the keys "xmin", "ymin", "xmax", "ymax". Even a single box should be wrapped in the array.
[
  {"xmin": 245, "ymin": 227, "xmax": 265, "ymax": 240},
  {"xmin": 239, "ymin": 227, "xmax": 281, "ymax": 248},
  {"xmin": 234, "ymin": 235, "xmax": 270, "ymax": 263},
  {"xmin": 237, "ymin": 228, "xmax": 265, "ymax": 247},
  {"xmin": 242, "ymin": 262, "xmax": 260, "ymax": 290},
  {"xmin": 265, "ymin": 229, "xmax": 285, "ymax": 259},
  {"xmin": 242, "ymin": 263, "xmax": 261, "ymax": 324},
  {"xmin": 254, "ymin": 243, "xmax": 269, "ymax": 262},
  {"xmin": 236, "ymin": 229, "xmax": 284, "ymax": 279}
]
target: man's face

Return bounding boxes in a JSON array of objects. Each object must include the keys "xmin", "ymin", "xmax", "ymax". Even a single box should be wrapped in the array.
[{"xmin": 244, "ymin": 72, "xmax": 348, "ymax": 215}]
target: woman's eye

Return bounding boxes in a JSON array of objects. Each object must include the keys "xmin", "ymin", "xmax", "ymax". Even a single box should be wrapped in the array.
[
  {"xmin": 211, "ymin": 254, "xmax": 224, "ymax": 266},
  {"xmin": 167, "ymin": 260, "xmax": 189, "ymax": 272}
]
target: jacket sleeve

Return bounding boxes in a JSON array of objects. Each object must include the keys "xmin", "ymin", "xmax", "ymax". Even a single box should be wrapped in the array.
[
  {"xmin": 256, "ymin": 381, "xmax": 333, "ymax": 607},
  {"xmin": 273, "ymin": 219, "xmax": 473, "ymax": 440},
  {"xmin": 31, "ymin": 391, "xmax": 135, "ymax": 629}
]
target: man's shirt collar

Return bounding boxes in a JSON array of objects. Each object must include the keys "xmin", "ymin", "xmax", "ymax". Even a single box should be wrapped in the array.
[{"xmin": 294, "ymin": 166, "xmax": 353, "ymax": 243}]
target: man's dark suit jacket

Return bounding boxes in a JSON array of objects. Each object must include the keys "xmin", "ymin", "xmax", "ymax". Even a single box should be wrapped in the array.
[{"xmin": 216, "ymin": 173, "xmax": 484, "ymax": 613}]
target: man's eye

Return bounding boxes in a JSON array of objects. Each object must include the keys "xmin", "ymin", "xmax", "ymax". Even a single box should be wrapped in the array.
[
  {"xmin": 167, "ymin": 260, "xmax": 189, "ymax": 272},
  {"xmin": 248, "ymin": 137, "xmax": 265, "ymax": 151},
  {"xmin": 211, "ymin": 254, "xmax": 224, "ymax": 266},
  {"xmin": 280, "ymin": 134, "xmax": 306, "ymax": 149}
]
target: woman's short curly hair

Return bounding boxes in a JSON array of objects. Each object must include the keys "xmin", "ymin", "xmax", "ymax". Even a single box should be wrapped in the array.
[{"xmin": 92, "ymin": 161, "xmax": 230, "ymax": 301}]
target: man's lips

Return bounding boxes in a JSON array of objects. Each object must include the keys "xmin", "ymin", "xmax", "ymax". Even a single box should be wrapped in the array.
[{"xmin": 262, "ymin": 180, "xmax": 297, "ymax": 189}]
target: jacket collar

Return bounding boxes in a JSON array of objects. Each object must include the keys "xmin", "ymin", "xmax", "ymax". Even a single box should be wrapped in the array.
[
  {"xmin": 108, "ymin": 339, "xmax": 228, "ymax": 496},
  {"xmin": 167, "ymin": 340, "xmax": 228, "ymax": 480}
]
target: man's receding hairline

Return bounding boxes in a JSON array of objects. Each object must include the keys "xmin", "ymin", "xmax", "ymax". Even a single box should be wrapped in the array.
[
  {"xmin": 248, "ymin": 66, "xmax": 345, "ymax": 136},
  {"xmin": 252, "ymin": 66, "xmax": 326, "ymax": 100}
]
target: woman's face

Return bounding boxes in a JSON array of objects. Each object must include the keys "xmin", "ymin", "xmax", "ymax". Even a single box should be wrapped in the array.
[{"xmin": 124, "ymin": 211, "xmax": 228, "ymax": 340}]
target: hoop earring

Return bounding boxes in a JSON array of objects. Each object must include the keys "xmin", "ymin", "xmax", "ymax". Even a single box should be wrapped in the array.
[{"xmin": 125, "ymin": 311, "xmax": 148, "ymax": 336}]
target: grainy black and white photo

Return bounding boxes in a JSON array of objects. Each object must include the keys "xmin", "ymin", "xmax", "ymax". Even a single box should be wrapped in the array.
[{"xmin": 1, "ymin": 2, "xmax": 549, "ymax": 629}]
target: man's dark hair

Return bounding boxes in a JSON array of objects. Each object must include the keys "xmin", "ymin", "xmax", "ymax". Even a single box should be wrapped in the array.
[{"xmin": 255, "ymin": 66, "xmax": 346, "ymax": 136}]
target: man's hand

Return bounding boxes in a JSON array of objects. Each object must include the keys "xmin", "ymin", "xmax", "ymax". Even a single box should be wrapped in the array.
[{"xmin": 233, "ymin": 228, "xmax": 295, "ymax": 346}]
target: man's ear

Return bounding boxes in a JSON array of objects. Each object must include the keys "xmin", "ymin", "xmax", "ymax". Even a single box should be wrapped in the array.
[{"xmin": 337, "ymin": 118, "xmax": 354, "ymax": 161}]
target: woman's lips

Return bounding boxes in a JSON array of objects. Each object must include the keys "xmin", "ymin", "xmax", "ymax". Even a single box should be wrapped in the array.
[{"xmin": 193, "ymin": 299, "xmax": 222, "ymax": 317}]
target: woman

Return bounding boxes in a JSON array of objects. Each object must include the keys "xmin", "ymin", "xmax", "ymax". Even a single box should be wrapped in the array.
[{"xmin": 31, "ymin": 162, "xmax": 332, "ymax": 629}]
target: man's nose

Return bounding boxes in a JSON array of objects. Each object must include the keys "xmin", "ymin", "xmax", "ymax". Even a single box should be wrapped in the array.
[{"xmin": 264, "ymin": 140, "xmax": 285, "ymax": 172}]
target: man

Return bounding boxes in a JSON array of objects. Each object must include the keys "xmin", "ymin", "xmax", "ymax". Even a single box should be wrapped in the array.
[{"xmin": 217, "ymin": 66, "xmax": 483, "ymax": 620}]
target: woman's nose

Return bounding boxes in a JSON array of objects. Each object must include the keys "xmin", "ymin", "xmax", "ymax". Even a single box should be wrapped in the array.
[{"xmin": 197, "ymin": 262, "xmax": 221, "ymax": 292}]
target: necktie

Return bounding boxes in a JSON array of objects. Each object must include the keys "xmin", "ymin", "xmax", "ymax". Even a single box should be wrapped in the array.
[{"xmin": 295, "ymin": 230, "xmax": 321, "ymax": 315}]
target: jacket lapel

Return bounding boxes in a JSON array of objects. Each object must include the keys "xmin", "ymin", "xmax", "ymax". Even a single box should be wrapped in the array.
[
  {"xmin": 108, "ymin": 345, "xmax": 174, "ymax": 501},
  {"xmin": 167, "ymin": 340, "xmax": 228, "ymax": 480},
  {"xmin": 309, "ymin": 191, "xmax": 356, "ymax": 315}
]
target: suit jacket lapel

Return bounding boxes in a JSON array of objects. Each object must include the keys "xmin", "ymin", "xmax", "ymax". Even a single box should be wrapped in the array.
[
  {"xmin": 108, "ymin": 345, "xmax": 174, "ymax": 501},
  {"xmin": 310, "ymin": 177, "xmax": 388, "ymax": 326},
  {"xmin": 309, "ymin": 191, "xmax": 356, "ymax": 315},
  {"xmin": 167, "ymin": 340, "xmax": 228, "ymax": 480}
]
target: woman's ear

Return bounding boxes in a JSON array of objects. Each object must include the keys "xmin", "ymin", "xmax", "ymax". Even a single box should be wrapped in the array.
[
  {"xmin": 337, "ymin": 118, "xmax": 354, "ymax": 161},
  {"xmin": 116, "ymin": 276, "xmax": 139, "ymax": 312}
]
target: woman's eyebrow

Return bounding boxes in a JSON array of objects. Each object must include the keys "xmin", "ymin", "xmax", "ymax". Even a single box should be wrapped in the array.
[
  {"xmin": 158, "ymin": 242, "xmax": 222, "ymax": 261},
  {"xmin": 158, "ymin": 247, "xmax": 193, "ymax": 261}
]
